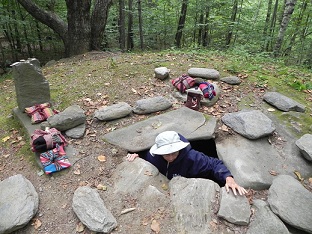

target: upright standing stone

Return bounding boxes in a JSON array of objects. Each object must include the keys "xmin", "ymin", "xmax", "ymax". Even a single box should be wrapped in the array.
[{"xmin": 11, "ymin": 58, "xmax": 51, "ymax": 111}]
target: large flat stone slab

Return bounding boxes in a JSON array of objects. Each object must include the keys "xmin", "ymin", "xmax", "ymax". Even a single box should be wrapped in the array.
[{"xmin": 103, "ymin": 107, "xmax": 217, "ymax": 152}]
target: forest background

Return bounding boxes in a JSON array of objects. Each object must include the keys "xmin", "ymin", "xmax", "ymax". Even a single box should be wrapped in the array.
[{"xmin": 0, "ymin": 0, "xmax": 311, "ymax": 71}]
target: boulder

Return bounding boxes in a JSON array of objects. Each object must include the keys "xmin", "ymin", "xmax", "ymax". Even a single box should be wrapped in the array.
[
  {"xmin": 45, "ymin": 105, "xmax": 86, "ymax": 131},
  {"xmin": 295, "ymin": 134, "xmax": 312, "ymax": 161},
  {"xmin": 94, "ymin": 102, "xmax": 132, "ymax": 121},
  {"xmin": 263, "ymin": 92, "xmax": 305, "ymax": 112},
  {"xmin": 72, "ymin": 186, "xmax": 117, "ymax": 233},
  {"xmin": 0, "ymin": 174, "xmax": 39, "ymax": 234},
  {"xmin": 221, "ymin": 110, "xmax": 275, "ymax": 139},
  {"xmin": 188, "ymin": 68, "xmax": 220, "ymax": 80},
  {"xmin": 268, "ymin": 175, "xmax": 312, "ymax": 233},
  {"xmin": 133, "ymin": 96, "xmax": 172, "ymax": 114},
  {"xmin": 154, "ymin": 67, "xmax": 169, "ymax": 80}
]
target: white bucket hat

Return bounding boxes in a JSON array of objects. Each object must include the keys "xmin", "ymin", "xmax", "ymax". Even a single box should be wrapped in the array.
[{"xmin": 149, "ymin": 131, "xmax": 189, "ymax": 156}]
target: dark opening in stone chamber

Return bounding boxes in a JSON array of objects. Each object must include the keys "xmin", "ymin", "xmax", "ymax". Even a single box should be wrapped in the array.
[{"xmin": 133, "ymin": 138, "xmax": 219, "ymax": 159}]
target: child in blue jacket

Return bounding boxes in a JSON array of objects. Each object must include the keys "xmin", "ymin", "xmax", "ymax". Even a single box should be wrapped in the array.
[{"xmin": 127, "ymin": 131, "xmax": 247, "ymax": 196}]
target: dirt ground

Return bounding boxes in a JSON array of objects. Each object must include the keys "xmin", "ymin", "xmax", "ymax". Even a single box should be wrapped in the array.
[{"xmin": 0, "ymin": 52, "xmax": 310, "ymax": 234}]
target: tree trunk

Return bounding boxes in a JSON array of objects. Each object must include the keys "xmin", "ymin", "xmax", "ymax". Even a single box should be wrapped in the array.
[
  {"xmin": 284, "ymin": 0, "xmax": 307, "ymax": 56},
  {"xmin": 118, "ymin": 0, "xmax": 126, "ymax": 51},
  {"xmin": 197, "ymin": 13, "xmax": 204, "ymax": 46},
  {"xmin": 17, "ymin": 0, "xmax": 112, "ymax": 57},
  {"xmin": 175, "ymin": 0, "xmax": 188, "ymax": 48},
  {"xmin": 91, "ymin": 0, "xmax": 113, "ymax": 51},
  {"xmin": 266, "ymin": 0, "xmax": 279, "ymax": 51},
  {"xmin": 225, "ymin": 0, "xmax": 238, "ymax": 47},
  {"xmin": 273, "ymin": 0, "xmax": 297, "ymax": 57},
  {"xmin": 127, "ymin": 0, "xmax": 134, "ymax": 50},
  {"xmin": 138, "ymin": 0, "xmax": 144, "ymax": 50},
  {"xmin": 202, "ymin": 9, "xmax": 210, "ymax": 47},
  {"xmin": 262, "ymin": 0, "xmax": 273, "ymax": 51},
  {"xmin": 65, "ymin": 0, "xmax": 91, "ymax": 56}
]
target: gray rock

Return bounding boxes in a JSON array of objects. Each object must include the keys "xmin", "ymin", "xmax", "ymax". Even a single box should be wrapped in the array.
[
  {"xmin": 217, "ymin": 187, "xmax": 251, "ymax": 225},
  {"xmin": 94, "ymin": 102, "xmax": 132, "ymax": 121},
  {"xmin": 216, "ymin": 134, "xmax": 281, "ymax": 190},
  {"xmin": 246, "ymin": 199, "xmax": 289, "ymax": 234},
  {"xmin": 268, "ymin": 175, "xmax": 312, "ymax": 233},
  {"xmin": 154, "ymin": 67, "xmax": 169, "ymax": 80},
  {"xmin": 132, "ymin": 96, "xmax": 172, "ymax": 114},
  {"xmin": 65, "ymin": 123, "xmax": 86, "ymax": 139},
  {"xmin": 188, "ymin": 68, "xmax": 220, "ymax": 80},
  {"xmin": 72, "ymin": 186, "xmax": 117, "ymax": 233},
  {"xmin": 46, "ymin": 105, "xmax": 86, "ymax": 131},
  {"xmin": 295, "ymin": 134, "xmax": 312, "ymax": 161},
  {"xmin": 172, "ymin": 82, "xmax": 220, "ymax": 107},
  {"xmin": 11, "ymin": 58, "xmax": 51, "ymax": 111},
  {"xmin": 112, "ymin": 158, "xmax": 167, "ymax": 194},
  {"xmin": 221, "ymin": 110, "xmax": 275, "ymax": 139},
  {"xmin": 103, "ymin": 107, "xmax": 217, "ymax": 152},
  {"xmin": 0, "ymin": 174, "xmax": 39, "ymax": 234},
  {"xmin": 169, "ymin": 177, "xmax": 220, "ymax": 234},
  {"xmin": 263, "ymin": 92, "xmax": 305, "ymax": 112},
  {"xmin": 220, "ymin": 76, "xmax": 241, "ymax": 85}
]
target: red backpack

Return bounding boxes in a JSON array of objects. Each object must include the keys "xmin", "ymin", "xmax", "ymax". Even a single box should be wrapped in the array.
[{"xmin": 171, "ymin": 74, "xmax": 196, "ymax": 93}]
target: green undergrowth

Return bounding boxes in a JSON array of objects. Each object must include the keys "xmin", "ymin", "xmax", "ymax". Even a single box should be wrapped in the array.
[{"xmin": 0, "ymin": 49, "xmax": 311, "ymax": 160}]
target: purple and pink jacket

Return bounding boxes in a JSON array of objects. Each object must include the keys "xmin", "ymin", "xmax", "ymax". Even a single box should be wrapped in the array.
[{"xmin": 145, "ymin": 134, "xmax": 232, "ymax": 186}]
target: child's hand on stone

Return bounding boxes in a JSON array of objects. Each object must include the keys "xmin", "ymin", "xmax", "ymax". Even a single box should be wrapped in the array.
[{"xmin": 126, "ymin": 153, "xmax": 139, "ymax": 161}]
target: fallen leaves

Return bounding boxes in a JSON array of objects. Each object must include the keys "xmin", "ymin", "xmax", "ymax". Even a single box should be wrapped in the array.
[
  {"xmin": 74, "ymin": 164, "xmax": 81, "ymax": 175},
  {"xmin": 76, "ymin": 222, "xmax": 85, "ymax": 233},
  {"xmin": 96, "ymin": 184, "xmax": 107, "ymax": 191},
  {"xmin": 144, "ymin": 170, "xmax": 153, "ymax": 176},
  {"xmin": 1, "ymin": 136, "xmax": 10, "ymax": 142},
  {"xmin": 269, "ymin": 170, "xmax": 279, "ymax": 176},
  {"xmin": 97, "ymin": 155, "xmax": 107, "ymax": 162},
  {"xmin": 161, "ymin": 183, "xmax": 168, "ymax": 191},
  {"xmin": 120, "ymin": 207, "xmax": 136, "ymax": 215},
  {"xmin": 31, "ymin": 218, "xmax": 42, "ymax": 230},
  {"xmin": 151, "ymin": 219, "xmax": 160, "ymax": 233},
  {"xmin": 294, "ymin": 170, "xmax": 304, "ymax": 181}
]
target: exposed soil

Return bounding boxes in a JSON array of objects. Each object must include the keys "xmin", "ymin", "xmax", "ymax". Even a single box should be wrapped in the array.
[{"xmin": 0, "ymin": 52, "xmax": 310, "ymax": 234}]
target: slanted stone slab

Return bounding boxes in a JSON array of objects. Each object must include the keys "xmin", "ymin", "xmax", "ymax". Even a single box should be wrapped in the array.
[
  {"xmin": 72, "ymin": 186, "xmax": 117, "ymax": 233},
  {"xmin": 103, "ymin": 107, "xmax": 217, "ymax": 152},
  {"xmin": 216, "ymin": 134, "xmax": 281, "ymax": 190},
  {"xmin": 263, "ymin": 92, "xmax": 305, "ymax": 112},
  {"xmin": 295, "ymin": 134, "xmax": 312, "ymax": 161},
  {"xmin": 220, "ymin": 76, "xmax": 241, "ymax": 85},
  {"xmin": 11, "ymin": 58, "xmax": 51, "ymax": 111},
  {"xmin": 188, "ymin": 68, "xmax": 220, "ymax": 80},
  {"xmin": 0, "ymin": 174, "xmax": 39, "ymax": 234},
  {"xmin": 94, "ymin": 102, "xmax": 132, "ymax": 121},
  {"xmin": 112, "ymin": 158, "xmax": 167, "ymax": 194},
  {"xmin": 221, "ymin": 110, "xmax": 275, "ymax": 139},
  {"xmin": 46, "ymin": 105, "xmax": 86, "ymax": 131},
  {"xmin": 169, "ymin": 177, "xmax": 220, "ymax": 234},
  {"xmin": 246, "ymin": 199, "xmax": 289, "ymax": 234},
  {"xmin": 133, "ymin": 96, "xmax": 172, "ymax": 114},
  {"xmin": 268, "ymin": 175, "xmax": 312, "ymax": 233},
  {"xmin": 217, "ymin": 187, "xmax": 250, "ymax": 225},
  {"xmin": 154, "ymin": 67, "xmax": 169, "ymax": 80}
]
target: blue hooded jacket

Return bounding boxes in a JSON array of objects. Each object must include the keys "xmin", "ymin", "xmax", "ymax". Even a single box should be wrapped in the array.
[{"xmin": 145, "ymin": 134, "xmax": 232, "ymax": 186}]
